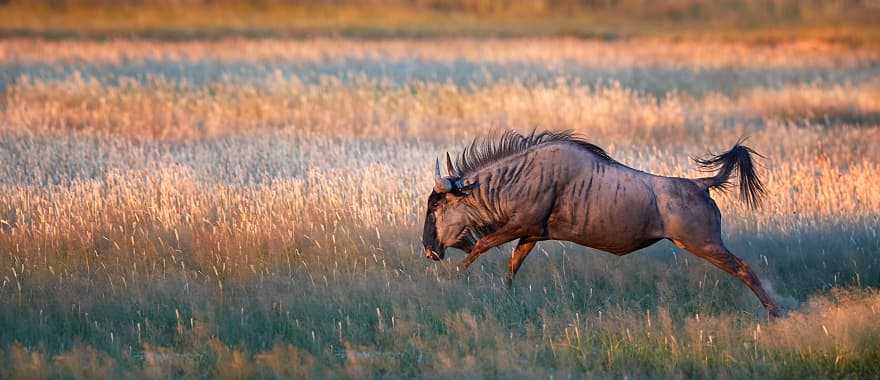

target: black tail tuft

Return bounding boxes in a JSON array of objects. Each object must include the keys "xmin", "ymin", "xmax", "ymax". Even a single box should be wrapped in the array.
[{"xmin": 694, "ymin": 140, "xmax": 766, "ymax": 209}]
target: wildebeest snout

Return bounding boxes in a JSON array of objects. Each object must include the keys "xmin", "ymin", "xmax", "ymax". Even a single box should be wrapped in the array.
[{"xmin": 424, "ymin": 247, "xmax": 443, "ymax": 261}]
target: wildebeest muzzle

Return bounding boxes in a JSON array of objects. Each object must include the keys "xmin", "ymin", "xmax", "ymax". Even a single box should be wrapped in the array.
[{"xmin": 424, "ymin": 247, "xmax": 444, "ymax": 261}]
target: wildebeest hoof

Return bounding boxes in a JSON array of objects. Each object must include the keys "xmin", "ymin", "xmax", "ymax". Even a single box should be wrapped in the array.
[{"xmin": 767, "ymin": 305, "xmax": 785, "ymax": 320}]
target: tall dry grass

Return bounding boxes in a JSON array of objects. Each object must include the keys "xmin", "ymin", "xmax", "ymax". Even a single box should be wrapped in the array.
[
  {"xmin": 0, "ymin": 37, "xmax": 878, "ymax": 378},
  {"xmin": 3, "ymin": 76, "xmax": 880, "ymax": 142}
]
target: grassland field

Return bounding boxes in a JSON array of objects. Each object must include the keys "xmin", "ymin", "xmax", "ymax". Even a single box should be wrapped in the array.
[{"xmin": 1, "ymin": 10, "xmax": 880, "ymax": 378}]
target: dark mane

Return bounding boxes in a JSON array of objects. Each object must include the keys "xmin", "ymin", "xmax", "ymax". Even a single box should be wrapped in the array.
[{"xmin": 453, "ymin": 130, "xmax": 614, "ymax": 177}]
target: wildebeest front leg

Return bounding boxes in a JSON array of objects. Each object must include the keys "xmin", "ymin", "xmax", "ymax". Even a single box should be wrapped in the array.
[
  {"xmin": 456, "ymin": 229, "xmax": 521, "ymax": 273},
  {"xmin": 506, "ymin": 239, "xmax": 537, "ymax": 289},
  {"xmin": 676, "ymin": 241, "xmax": 781, "ymax": 318}
]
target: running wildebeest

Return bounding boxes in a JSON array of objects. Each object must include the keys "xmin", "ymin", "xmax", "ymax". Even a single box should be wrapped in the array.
[{"xmin": 422, "ymin": 130, "xmax": 781, "ymax": 318}]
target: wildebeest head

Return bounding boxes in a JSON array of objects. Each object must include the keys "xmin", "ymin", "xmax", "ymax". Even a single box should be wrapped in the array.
[{"xmin": 422, "ymin": 153, "xmax": 479, "ymax": 261}]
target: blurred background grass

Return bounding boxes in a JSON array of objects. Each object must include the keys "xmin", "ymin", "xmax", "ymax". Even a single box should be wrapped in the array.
[{"xmin": 2, "ymin": 0, "xmax": 879, "ymax": 42}]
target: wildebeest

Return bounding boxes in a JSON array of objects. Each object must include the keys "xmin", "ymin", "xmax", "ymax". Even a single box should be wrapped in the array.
[{"xmin": 422, "ymin": 130, "xmax": 781, "ymax": 318}]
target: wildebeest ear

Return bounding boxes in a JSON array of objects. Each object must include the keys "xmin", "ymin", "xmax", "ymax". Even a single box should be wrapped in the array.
[
  {"xmin": 434, "ymin": 177, "xmax": 454, "ymax": 193},
  {"xmin": 434, "ymin": 158, "xmax": 455, "ymax": 193}
]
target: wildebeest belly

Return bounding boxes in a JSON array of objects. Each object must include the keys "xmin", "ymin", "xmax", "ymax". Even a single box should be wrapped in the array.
[{"xmin": 545, "ymin": 169, "xmax": 664, "ymax": 255}]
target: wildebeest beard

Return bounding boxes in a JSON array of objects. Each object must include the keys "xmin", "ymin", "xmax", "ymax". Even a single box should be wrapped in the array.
[{"xmin": 454, "ymin": 226, "xmax": 481, "ymax": 253}]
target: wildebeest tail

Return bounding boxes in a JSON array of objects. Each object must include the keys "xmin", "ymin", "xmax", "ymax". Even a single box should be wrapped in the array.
[{"xmin": 694, "ymin": 141, "xmax": 766, "ymax": 209}]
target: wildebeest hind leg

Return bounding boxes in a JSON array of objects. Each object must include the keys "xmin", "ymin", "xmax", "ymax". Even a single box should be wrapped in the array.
[
  {"xmin": 506, "ymin": 239, "xmax": 537, "ymax": 289},
  {"xmin": 674, "ymin": 240, "xmax": 781, "ymax": 319}
]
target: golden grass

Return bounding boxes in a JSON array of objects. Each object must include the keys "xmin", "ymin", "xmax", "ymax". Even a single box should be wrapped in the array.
[
  {"xmin": 0, "ymin": 37, "xmax": 878, "ymax": 378},
  {"xmin": 4, "ymin": 76, "xmax": 880, "ymax": 142},
  {"xmin": 3, "ymin": 37, "xmax": 878, "ymax": 68}
]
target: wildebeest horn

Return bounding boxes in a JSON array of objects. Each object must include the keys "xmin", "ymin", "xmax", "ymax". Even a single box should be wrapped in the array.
[
  {"xmin": 435, "ymin": 158, "xmax": 442, "ymax": 178},
  {"xmin": 434, "ymin": 158, "xmax": 454, "ymax": 193},
  {"xmin": 445, "ymin": 152, "xmax": 456, "ymax": 176}
]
